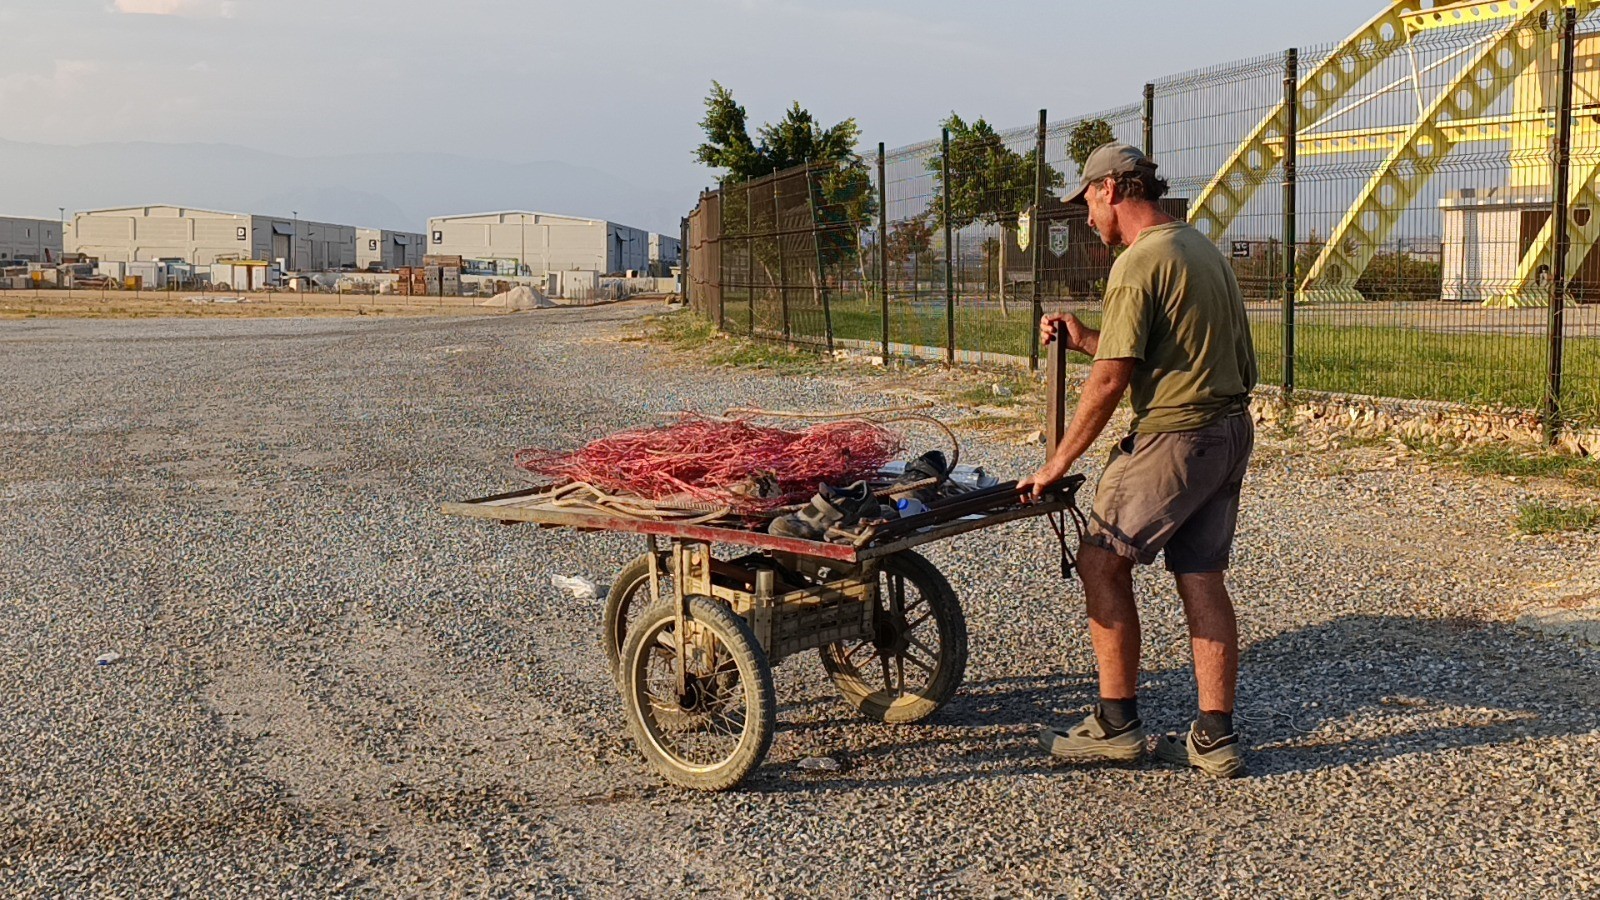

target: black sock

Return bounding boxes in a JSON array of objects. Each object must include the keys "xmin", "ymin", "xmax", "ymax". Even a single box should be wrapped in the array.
[
  {"xmin": 1195, "ymin": 710, "xmax": 1235, "ymax": 746},
  {"xmin": 1096, "ymin": 697, "xmax": 1139, "ymax": 732}
]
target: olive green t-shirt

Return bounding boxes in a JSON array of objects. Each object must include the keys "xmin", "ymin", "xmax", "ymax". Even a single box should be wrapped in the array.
[{"xmin": 1094, "ymin": 220, "xmax": 1257, "ymax": 433}]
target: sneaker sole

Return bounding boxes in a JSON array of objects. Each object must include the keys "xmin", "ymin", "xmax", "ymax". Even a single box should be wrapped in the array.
[{"xmin": 1038, "ymin": 729, "xmax": 1146, "ymax": 763}]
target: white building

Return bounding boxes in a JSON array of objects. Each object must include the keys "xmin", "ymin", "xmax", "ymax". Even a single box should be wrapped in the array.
[
  {"xmin": 426, "ymin": 210, "xmax": 652, "ymax": 276},
  {"xmin": 649, "ymin": 233, "xmax": 682, "ymax": 276},
  {"xmin": 356, "ymin": 228, "xmax": 425, "ymax": 271},
  {"xmin": 70, "ymin": 205, "xmax": 358, "ymax": 271},
  {"xmin": 0, "ymin": 215, "xmax": 64, "ymax": 262}
]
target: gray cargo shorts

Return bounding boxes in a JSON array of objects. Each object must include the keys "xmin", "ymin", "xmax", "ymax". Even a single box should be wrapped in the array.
[{"xmin": 1085, "ymin": 411, "xmax": 1253, "ymax": 573}]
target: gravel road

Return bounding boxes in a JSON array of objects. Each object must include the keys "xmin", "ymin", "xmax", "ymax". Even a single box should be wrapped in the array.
[{"xmin": 2, "ymin": 302, "xmax": 1597, "ymax": 897}]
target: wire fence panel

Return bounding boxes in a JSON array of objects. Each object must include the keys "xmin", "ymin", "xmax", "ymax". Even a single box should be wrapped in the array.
[{"xmin": 680, "ymin": 6, "xmax": 1600, "ymax": 440}]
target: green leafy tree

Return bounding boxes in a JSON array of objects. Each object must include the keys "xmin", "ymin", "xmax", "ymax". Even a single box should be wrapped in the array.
[
  {"xmin": 1067, "ymin": 118, "xmax": 1117, "ymax": 175},
  {"xmin": 927, "ymin": 113, "xmax": 1063, "ymax": 313},
  {"xmin": 696, "ymin": 82, "xmax": 877, "ymax": 308},
  {"xmin": 886, "ymin": 216, "xmax": 934, "ymax": 296}
]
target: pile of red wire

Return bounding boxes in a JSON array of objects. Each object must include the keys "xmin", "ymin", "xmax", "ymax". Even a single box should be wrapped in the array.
[{"xmin": 513, "ymin": 414, "xmax": 902, "ymax": 512}]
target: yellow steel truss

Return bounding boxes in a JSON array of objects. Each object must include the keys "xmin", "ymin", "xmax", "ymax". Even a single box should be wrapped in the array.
[
  {"xmin": 1188, "ymin": 2, "xmax": 1417, "ymax": 245},
  {"xmin": 1297, "ymin": 0, "xmax": 1589, "ymax": 304}
]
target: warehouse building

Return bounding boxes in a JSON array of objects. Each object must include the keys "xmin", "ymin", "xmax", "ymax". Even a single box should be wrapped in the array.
[
  {"xmin": 356, "ymin": 227, "xmax": 425, "ymax": 271},
  {"xmin": 426, "ymin": 210, "xmax": 668, "ymax": 276},
  {"xmin": 70, "ymin": 205, "xmax": 358, "ymax": 271},
  {"xmin": 648, "ymin": 233, "xmax": 682, "ymax": 276},
  {"xmin": 0, "ymin": 215, "xmax": 64, "ymax": 262}
]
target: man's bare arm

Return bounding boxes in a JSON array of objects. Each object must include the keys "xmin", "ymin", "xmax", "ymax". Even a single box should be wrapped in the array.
[{"xmin": 1019, "ymin": 358, "xmax": 1134, "ymax": 498}]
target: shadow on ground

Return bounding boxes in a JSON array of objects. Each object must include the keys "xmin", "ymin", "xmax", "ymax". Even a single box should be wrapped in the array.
[{"xmin": 749, "ymin": 614, "xmax": 1599, "ymax": 792}]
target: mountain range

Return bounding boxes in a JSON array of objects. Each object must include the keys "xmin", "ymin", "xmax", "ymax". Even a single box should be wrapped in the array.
[{"xmin": 0, "ymin": 139, "xmax": 691, "ymax": 235}]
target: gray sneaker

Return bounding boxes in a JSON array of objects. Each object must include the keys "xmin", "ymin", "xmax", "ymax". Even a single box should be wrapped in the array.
[
  {"xmin": 1038, "ymin": 711, "xmax": 1146, "ymax": 763},
  {"xmin": 1153, "ymin": 723, "xmax": 1246, "ymax": 778}
]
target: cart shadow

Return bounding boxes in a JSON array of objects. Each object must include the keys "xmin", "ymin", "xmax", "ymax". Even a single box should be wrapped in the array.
[{"xmin": 748, "ymin": 615, "xmax": 1600, "ymax": 793}]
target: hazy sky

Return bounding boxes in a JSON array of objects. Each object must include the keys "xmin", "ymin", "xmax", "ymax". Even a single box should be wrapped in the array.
[{"xmin": 1, "ymin": 1, "xmax": 1377, "ymax": 222}]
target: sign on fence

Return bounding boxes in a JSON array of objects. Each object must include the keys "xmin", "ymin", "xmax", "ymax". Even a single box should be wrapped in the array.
[{"xmin": 1048, "ymin": 222, "xmax": 1070, "ymax": 258}]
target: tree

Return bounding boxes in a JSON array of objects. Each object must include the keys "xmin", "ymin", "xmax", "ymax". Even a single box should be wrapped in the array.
[
  {"xmin": 695, "ymin": 82, "xmax": 878, "ymax": 312},
  {"xmin": 886, "ymin": 216, "xmax": 934, "ymax": 298},
  {"xmin": 926, "ymin": 113, "xmax": 1064, "ymax": 313},
  {"xmin": 695, "ymin": 82, "xmax": 863, "ymax": 183},
  {"xmin": 1067, "ymin": 118, "xmax": 1117, "ymax": 175}
]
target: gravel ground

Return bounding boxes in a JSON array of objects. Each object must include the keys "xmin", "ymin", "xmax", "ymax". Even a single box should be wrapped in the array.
[{"xmin": 2, "ymin": 302, "xmax": 1597, "ymax": 898}]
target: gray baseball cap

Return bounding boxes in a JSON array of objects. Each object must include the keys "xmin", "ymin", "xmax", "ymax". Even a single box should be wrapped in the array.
[{"xmin": 1065, "ymin": 141, "xmax": 1159, "ymax": 206}]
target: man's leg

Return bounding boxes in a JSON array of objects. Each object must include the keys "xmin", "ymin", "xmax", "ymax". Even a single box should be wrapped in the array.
[
  {"xmin": 1173, "ymin": 571, "xmax": 1238, "ymax": 713},
  {"xmin": 1078, "ymin": 542, "xmax": 1140, "ymax": 701},
  {"xmin": 1038, "ymin": 541, "xmax": 1145, "ymax": 761}
]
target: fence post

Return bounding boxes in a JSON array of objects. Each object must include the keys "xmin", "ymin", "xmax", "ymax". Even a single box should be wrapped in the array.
[
  {"xmin": 1546, "ymin": 7, "xmax": 1577, "ymax": 445},
  {"xmin": 877, "ymin": 142, "xmax": 889, "ymax": 363},
  {"xmin": 1282, "ymin": 48, "xmax": 1299, "ymax": 398},
  {"xmin": 942, "ymin": 127, "xmax": 955, "ymax": 366},
  {"xmin": 804, "ymin": 161, "xmax": 834, "ymax": 353},
  {"xmin": 1142, "ymin": 83, "xmax": 1155, "ymax": 156},
  {"xmin": 1030, "ymin": 108, "xmax": 1047, "ymax": 372},
  {"xmin": 772, "ymin": 171, "xmax": 790, "ymax": 344},
  {"xmin": 746, "ymin": 176, "xmax": 754, "ymax": 337}
]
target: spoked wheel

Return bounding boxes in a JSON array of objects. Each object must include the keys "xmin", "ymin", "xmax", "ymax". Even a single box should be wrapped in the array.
[
  {"xmin": 602, "ymin": 552, "xmax": 672, "ymax": 675},
  {"xmin": 819, "ymin": 550, "xmax": 967, "ymax": 724},
  {"xmin": 619, "ymin": 595, "xmax": 776, "ymax": 791}
]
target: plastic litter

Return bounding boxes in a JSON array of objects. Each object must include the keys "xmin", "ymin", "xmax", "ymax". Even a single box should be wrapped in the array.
[
  {"xmin": 551, "ymin": 574, "xmax": 601, "ymax": 599},
  {"xmin": 95, "ymin": 652, "xmax": 121, "ymax": 666},
  {"xmin": 796, "ymin": 756, "xmax": 842, "ymax": 773}
]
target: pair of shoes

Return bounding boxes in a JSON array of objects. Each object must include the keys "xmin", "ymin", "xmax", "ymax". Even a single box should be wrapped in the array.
[
  {"xmin": 1153, "ymin": 723, "xmax": 1246, "ymax": 778},
  {"xmin": 1039, "ymin": 714, "xmax": 1246, "ymax": 778},
  {"xmin": 1037, "ymin": 708, "xmax": 1145, "ymax": 763},
  {"xmin": 768, "ymin": 481, "xmax": 881, "ymax": 541},
  {"xmin": 890, "ymin": 450, "xmax": 949, "ymax": 504}
]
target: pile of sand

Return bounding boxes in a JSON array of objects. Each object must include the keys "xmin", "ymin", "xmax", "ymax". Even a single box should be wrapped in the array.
[{"xmin": 479, "ymin": 285, "xmax": 555, "ymax": 310}]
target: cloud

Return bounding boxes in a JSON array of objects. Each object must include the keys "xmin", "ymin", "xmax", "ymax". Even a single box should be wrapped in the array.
[{"xmin": 113, "ymin": 0, "xmax": 237, "ymax": 17}]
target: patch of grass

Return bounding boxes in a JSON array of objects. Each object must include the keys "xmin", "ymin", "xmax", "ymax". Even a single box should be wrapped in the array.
[
  {"xmin": 1459, "ymin": 445, "xmax": 1600, "ymax": 488},
  {"xmin": 951, "ymin": 374, "xmax": 1039, "ymax": 408},
  {"xmin": 1515, "ymin": 500, "xmax": 1600, "ymax": 534},
  {"xmin": 636, "ymin": 310, "xmax": 832, "ymax": 375}
]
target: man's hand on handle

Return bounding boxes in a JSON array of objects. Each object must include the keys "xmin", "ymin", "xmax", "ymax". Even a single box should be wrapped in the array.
[
  {"xmin": 1017, "ymin": 458, "xmax": 1070, "ymax": 504},
  {"xmin": 1039, "ymin": 312, "xmax": 1095, "ymax": 357}
]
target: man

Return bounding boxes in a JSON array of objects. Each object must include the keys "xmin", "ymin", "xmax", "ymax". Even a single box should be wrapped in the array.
[{"xmin": 1019, "ymin": 142, "xmax": 1257, "ymax": 778}]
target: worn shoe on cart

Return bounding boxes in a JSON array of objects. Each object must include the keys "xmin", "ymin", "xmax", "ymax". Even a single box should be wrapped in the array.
[
  {"xmin": 1038, "ymin": 707, "xmax": 1146, "ymax": 763},
  {"xmin": 1153, "ymin": 722, "xmax": 1246, "ymax": 778},
  {"xmin": 768, "ymin": 481, "xmax": 882, "ymax": 541},
  {"xmin": 890, "ymin": 450, "xmax": 950, "ymax": 504}
]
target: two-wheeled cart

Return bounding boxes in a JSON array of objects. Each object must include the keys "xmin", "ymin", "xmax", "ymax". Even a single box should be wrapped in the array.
[{"xmin": 442, "ymin": 474, "xmax": 1086, "ymax": 791}]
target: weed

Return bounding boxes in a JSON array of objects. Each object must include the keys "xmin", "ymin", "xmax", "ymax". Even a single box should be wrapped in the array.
[{"xmin": 1515, "ymin": 500, "xmax": 1600, "ymax": 534}]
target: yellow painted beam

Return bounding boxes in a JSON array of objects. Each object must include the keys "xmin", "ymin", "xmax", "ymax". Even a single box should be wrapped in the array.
[
  {"xmin": 1187, "ymin": 2, "xmax": 1417, "ymax": 244},
  {"xmin": 1489, "ymin": 156, "xmax": 1600, "ymax": 307},
  {"xmin": 1402, "ymin": 0, "xmax": 1571, "ymax": 36},
  {"xmin": 1299, "ymin": 0, "xmax": 1591, "ymax": 303}
]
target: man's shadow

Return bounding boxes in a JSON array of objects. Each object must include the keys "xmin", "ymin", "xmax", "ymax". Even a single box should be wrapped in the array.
[{"xmin": 752, "ymin": 614, "xmax": 1598, "ymax": 792}]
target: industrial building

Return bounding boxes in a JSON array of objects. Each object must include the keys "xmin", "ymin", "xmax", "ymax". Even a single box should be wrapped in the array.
[
  {"xmin": 0, "ymin": 215, "xmax": 64, "ymax": 262},
  {"xmin": 426, "ymin": 210, "xmax": 677, "ymax": 276},
  {"xmin": 356, "ymin": 228, "xmax": 425, "ymax": 271},
  {"xmin": 70, "ymin": 205, "xmax": 358, "ymax": 271}
]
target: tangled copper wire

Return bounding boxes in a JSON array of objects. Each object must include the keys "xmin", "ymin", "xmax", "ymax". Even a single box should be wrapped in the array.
[{"xmin": 513, "ymin": 414, "xmax": 903, "ymax": 513}]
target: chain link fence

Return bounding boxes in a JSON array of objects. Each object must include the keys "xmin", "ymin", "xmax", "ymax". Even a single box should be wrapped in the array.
[{"xmin": 688, "ymin": 4, "xmax": 1600, "ymax": 439}]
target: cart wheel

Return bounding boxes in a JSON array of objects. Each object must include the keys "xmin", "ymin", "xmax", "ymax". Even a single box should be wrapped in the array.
[
  {"xmin": 819, "ymin": 550, "xmax": 967, "ymax": 724},
  {"xmin": 602, "ymin": 552, "xmax": 672, "ymax": 675},
  {"xmin": 620, "ymin": 595, "xmax": 776, "ymax": 791}
]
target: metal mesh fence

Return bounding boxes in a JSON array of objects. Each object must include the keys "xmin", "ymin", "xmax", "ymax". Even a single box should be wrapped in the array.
[{"xmin": 684, "ymin": 3, "xmax": 1600, "ymax": 438}]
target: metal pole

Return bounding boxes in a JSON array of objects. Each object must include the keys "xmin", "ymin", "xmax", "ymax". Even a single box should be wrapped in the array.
[
  {"xmin": 746, "ymin": 176, "xmax": 754, "ymax": 337},
  {"xmin": 1143, "ymin": 83, "xmax": 1155, "ymax": 156},
  {"xmin": 1031, "ymin": 108, "xmax": 1047, "ymax": 372},
  {"xmin": 942, "ymin": 127, "xmax": 955, "ymax": 365},
  {"xmin": 877, "ymin": 141, "xmax": 889, "ymax": 363},
  {"xmin": 1282, "ymin": 48, "xmax": 1298, "ymax": 397},
  {"xmin": 773, "ymin": 170, "xmax": 789, "ymax": 345},
  {"xmin": 1545, "ymin": 7, "xmax": 1577, "ymax": 445},
  {"xmin": 805, "ymin": 161, "xmax": 833, "ymax": 353}
]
